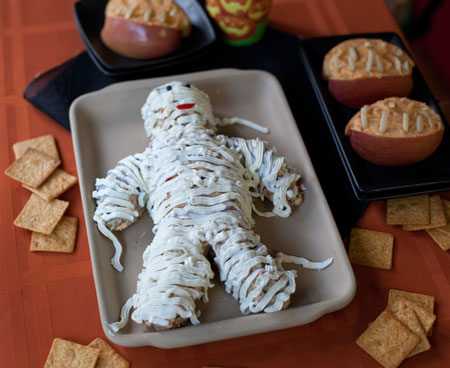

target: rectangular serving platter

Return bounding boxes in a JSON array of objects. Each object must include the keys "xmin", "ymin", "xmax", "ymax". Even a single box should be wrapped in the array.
[
  {"xmin": 69, "ymin": 69, "xmax": 355, "ymax": 348},
  {"xmin": 300, "ymin": 32, "xmax": 450, "ymax": 201}
]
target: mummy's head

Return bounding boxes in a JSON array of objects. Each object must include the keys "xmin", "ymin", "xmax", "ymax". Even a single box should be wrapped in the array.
[{"xmin": 141, "ymin": 81, "xmax": 216, "ymax": 137}]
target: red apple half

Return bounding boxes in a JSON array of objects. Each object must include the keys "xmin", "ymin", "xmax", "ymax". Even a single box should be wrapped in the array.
[
  {"xmin": 101, "ymin": 16, "xmax": 182, "ymax": 60},
  {"xmin": 347, "ymin": 128, "xmax": 444, "ymax": 166},
  {"xmin": 328, "ymin": 75, "xmax": 413, "ymax": 109}
]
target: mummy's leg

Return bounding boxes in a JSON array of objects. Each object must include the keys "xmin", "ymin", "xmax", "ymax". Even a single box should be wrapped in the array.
[
  {"xmin": 93, "ymin": 153, "xmax": 149, "ymax": 271},
  {"xmin": 205, "ymin": 221, "xmax": 296, "ymax": 314},
  {"xmin": 112, "ymin": 221, "xmax": 214, "ymax": 331}
]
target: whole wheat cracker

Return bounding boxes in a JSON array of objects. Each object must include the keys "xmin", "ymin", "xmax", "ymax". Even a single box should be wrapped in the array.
[
  {"xmin": 389, "ymin": 289, "xmax": 436, "ymax": 336},
  {"xmin": 23, "ymin": 169, "xmax": 77, "ymax": 201},
  {"xmin": 403, "ymin": 195, "xmax": 446, "ymax": 231},
  {"xmin": 356, "ymin": 310, "xmax": 420, "ymax": 368},
  {"xmin": 44, "ymin": 338, "xmax": 99, "ymax": 368},
  {"xmin": 14, "ymin": 194, "xmax": 69, "ymax": 234},
  {"xmin": 5, "ymin": 148, "xmax": 60, "ymax": 188},
  {"xmin": 426, "ymin": 228, "xmax": 450, "ymax": 251},
  {"xmin": 388, "ymin": 289, "xmax": 435, "ymax": 313},
  {"xmin": 31, "ymin": 216, "xmax": 78, "ymax": 253},
  {"xmin": 13, "ymin": 134, "xmax": 59, "ymax": 160},
  {"xmin": 88, "ymin": 337, "xmax": 129, "ymax": 368},
  {"xmin": 387, "ymin": 195, "xmax": 430, "ymax": 225},
  {"xmin": 388, "ymin": 296, "xmax": 436, "ymax": 335},
  {"xmin": 433, "ymin": 199, "xmax": 450, "ymax": 237},
  {"xmin": 348, "ymin": 228, "xmax": 394, "ymax": 269},
  {"xmin": 387, "ymin": 304, "xmax": 431, "ymax": 357}
]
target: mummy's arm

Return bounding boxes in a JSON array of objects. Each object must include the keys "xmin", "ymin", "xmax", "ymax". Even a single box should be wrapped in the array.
[
  {"xmin": 225, "ymin": 137, "xmax": 303, "ymax": 217},
  {"xmin": 93, "ymin": 152, "xmax": 149, "ymax": 271}
]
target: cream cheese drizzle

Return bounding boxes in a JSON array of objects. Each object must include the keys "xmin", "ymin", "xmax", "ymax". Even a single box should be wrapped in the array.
[
  {"xmin": 93, "ymin": 153, "xmax": 148, "ymax": 271},
  {"xmin": 226, "ymin": 137, "xmax": 301, "ymax": 218},
  {"xmin": 110, "ymin": 220, "xmax": 214, "ymax": 331},
  {"xmin": 93, "ymin": 82, "xmax": 333, "ymax": 332}
]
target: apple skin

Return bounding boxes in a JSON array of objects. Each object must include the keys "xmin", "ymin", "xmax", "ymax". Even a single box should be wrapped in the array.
[
  {"xmin": 100, "ymin": 16, "xmax": 182, "ymax": 59},
  {"xmin": 328, "ymin": 75, "xmax": 413, "ymax": 109},
  {"xmin": 348, "ymin": 128, "xmax": 444, "ymax": 166}
]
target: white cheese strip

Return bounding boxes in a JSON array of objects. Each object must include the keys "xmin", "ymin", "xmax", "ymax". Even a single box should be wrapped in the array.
[
  {"xmin": 361, "ymin": 106, "xmax": 368, "ymax": 129},
  {"xmin": 403, "ymin": 60, "xmax": 410, "ymax": 72},
  {"xmin": 348, "ymin": 54, "xmax": 356, "ymax": 71},
  {"xmin": 375, "ymin": 54, "xmax": 384, "ymax": 72},
  {"xmin": 275, "ymin": 253, "xmax": 333, "ymax": 270},
  {"xmin": 349, "ymin": 46, "xmax": 358, "ymax": 60},
  {"xmin": 366, "ymin": 49, "xmax": 374, "ymax": 73},
  {"xmin": 124, "ymin": 4, "xmax": 137, "ymax": 19},
  {"xmin": 143, "ymin": 9, "xmax": 152, "ymax": 22},
  {"xmin": 416, "ymin": 115, "xmax": 424, "ymax": 132},
  {"xmin": 379, "ymin": 109, "xmax": 388, "ymax": 133},
  {"xmin": 394, "ymin": 57, "xmax": 402, "ymax": 74},
  {"xmin": 402, "ymin": 113, "xmax": 409, "ymax": 132}
]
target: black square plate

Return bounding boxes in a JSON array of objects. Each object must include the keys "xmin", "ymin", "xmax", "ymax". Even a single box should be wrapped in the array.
[
  {"xmin": 74, "ymin": 0, "xmax": 215, "ymax": 74},
  {"xmin": 299, "ymin": 32, "xmax": 450, "ymax": 201}
]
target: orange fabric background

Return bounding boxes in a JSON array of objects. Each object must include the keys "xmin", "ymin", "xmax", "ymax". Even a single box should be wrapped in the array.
[{"xmin": 1, "ymin": 0, "xmax": 449, "ymax": 367}]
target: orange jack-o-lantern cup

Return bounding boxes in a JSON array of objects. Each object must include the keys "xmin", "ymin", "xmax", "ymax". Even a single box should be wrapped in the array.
[{"xmin": 206, "ymin": 0, "xmax": 272, "ymax": 46}]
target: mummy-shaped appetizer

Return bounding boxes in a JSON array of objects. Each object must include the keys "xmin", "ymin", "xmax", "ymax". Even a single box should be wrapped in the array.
[
  {"xmin": 323, "ymin": 38, "xmax": 414, "ymax": 108},
  {"xmin": 345, "ymin": 97, "xmax": 444, "ymax": 166},
  {"xmin": 93, "ymin": 82, "xmax": 332, "ymax": 332}
]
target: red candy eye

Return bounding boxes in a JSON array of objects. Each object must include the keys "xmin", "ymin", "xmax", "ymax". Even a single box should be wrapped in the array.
[{"xmin": 176, "ymin": 103, "xmax": 195, "ymax": 110}]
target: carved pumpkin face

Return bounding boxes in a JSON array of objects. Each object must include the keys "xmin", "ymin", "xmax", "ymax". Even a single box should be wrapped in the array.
[
  {"xmin": 206, "ymin": 0, "xmax": 221, "ymax": 18},
  {"xmin": 206, "ymin": 0, "xmax": 271, "ymax": 44},
  {"xmin": 248, "ymin": 0, "xmax": 271, "ymax": 22},
  {"xmin": 215, "ymin": 14, "xmax": 257, "ymax": 40},
  {"xmin": 219, "ymin": 0, "xmax": 253, "ymax": 15}
]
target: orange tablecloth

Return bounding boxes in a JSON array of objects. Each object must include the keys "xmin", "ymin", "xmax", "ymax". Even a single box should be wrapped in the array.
[{"xmin": 1, "ymin": 1, "xmax": 449, "ymax": 367}]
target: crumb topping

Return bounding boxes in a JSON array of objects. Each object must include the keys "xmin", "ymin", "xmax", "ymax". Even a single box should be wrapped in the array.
[
  {"xmin": 345, "ymin": 97, "xmax": 443, "ymax": 138},
  {"xmin": 323, "ymin": 38, "xmax": 414, "ymax": 80},
  {"xmin": 105, "ymin": 0, "xmax": 191, "ymax": 36}
]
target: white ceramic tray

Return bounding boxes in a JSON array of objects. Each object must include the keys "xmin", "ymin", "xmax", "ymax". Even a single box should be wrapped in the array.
[{"xmin": 70, "ymin": 69, "xmax": 355, "ymax": 348}]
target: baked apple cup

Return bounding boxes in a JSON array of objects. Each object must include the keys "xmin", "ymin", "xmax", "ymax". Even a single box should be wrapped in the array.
[
  {"xmin": 345, "ymin": 97, "xmax": 444, "ymax": 166},
  {"xmin": 101, "ymin": 0, "xmax": 191, "ymax": 60},
  {"xmin": 323, "ymin": 38, "xmax": 414, "ymax": 109}
]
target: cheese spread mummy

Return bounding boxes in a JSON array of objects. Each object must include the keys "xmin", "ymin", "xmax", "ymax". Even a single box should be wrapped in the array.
[{"xmin": 93, "ymin": 82, "xmax": 332, "ymax": 331}]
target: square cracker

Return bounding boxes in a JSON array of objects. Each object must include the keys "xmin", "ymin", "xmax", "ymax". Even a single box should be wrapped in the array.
[
  {"xmin": 44, "ymin": 338, "xmax": 99, "ymax": 368},
  {"xmin": 14, "ymin": 194, "xmax": 69, "ymax": 234},
  {"xmin": 23, "ymin": 169, "xmax": 77, "ymax": 201},
  {"xmin": 389, "ymin": 289, "xmax": 436, "ymax": 336},
  {"xmin": 387, "ymin": 304, "xmax": 431, "ymax": 357},
  {"xmin": 388, "ymin": 297, "xmax": 436, "ymax": 335},
  {"xmin": 88, "ymin": 337, "xmax": 129, "ymax": 368},
  {"xmin": 5, "ymin": 148, "xmax": 60, "ymax": 188},
  {"xmin": 31, "ymin": 216, "xmax": 78, "ymax": 253},
  {"xmin": 433, "ymin": 199, "xmax": 450, "ymax": 237},
  {"xmin": 356, "ymin": 310, "xmax": 420, "ymax": 368},
  {"xmin": 386, "ymin": 195, "xmax": 430, "ymax": 225},
  {"xmin": 426, "ymin": 228, "xmax": 450, "ymax": 251},
  {"xmin": 348, "ymin": 228, "xmax": 394, "ymax": 269},
  {"xmin": 13, "ymin": 134, "xmax": 59, "ymax": 160},
  {"xmin": 388, "ymin": 289, "xmax": 435, "ymax": 313},
  {"xmin": 403, "ymin": 195, "xmax": 446, "ymax": 231}
]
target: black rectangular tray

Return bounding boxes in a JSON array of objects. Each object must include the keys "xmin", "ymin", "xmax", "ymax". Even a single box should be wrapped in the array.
[{"xmin": 299, "ymin": 32, "xmax": 450, "ymax": 201}]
